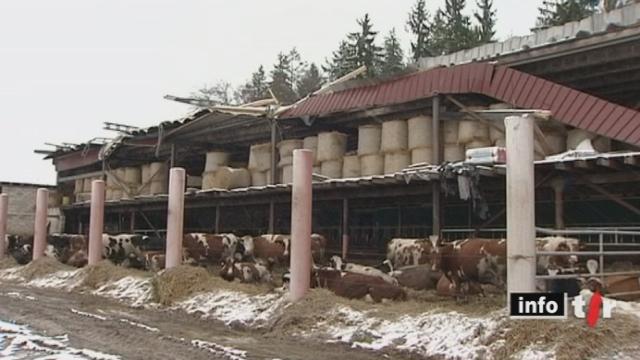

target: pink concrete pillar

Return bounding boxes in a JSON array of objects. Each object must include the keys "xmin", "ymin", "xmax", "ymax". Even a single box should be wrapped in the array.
[
  {"xmin": 289, "ymin": 149, "xmax": 313, "ymax": 301},
  {"xmin": 0, "ymin": 194, "xmax": 8, "ymax": 259},
  {"xmin": 88, "ymin": 180, "xmax": 105, "ymax": 265},
  {"xmin": 33, "ymin": 188, "xmax": 49, "ymax": 261},
  {"xmin": 165, "ymin": 167, "xmax": 185, "ymax": 269}
]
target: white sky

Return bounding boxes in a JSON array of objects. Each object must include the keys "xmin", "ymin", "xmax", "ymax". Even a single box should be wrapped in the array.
[{"xmin": 0, "ymin": 0, "xmax": 544, "ymax": 184}]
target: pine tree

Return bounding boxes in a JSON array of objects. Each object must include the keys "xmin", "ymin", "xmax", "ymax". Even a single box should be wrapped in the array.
[
  {"xmin": 474, "ymin": 0, "xmax": 496, "ymax": 43},
  {"xmin": 323, "ymin": 40, "xmax": 354, "ymax": 81},
  {"xmin": 430, "ymin": 0, "xmax": 477, "ymax": 54},
  {"xmin": 269, "ymin": 52, "xmax": 298, "ymax": 105},
  {"xmin": 347, "ymin": 14, "xmax": 384, "ymax": 77},
  {"xmin": 235, "ymin": 66, "xmax": 270, "ymax": 104},
  {"xmin": 536, "ymin": 0, "xmax": 599, "ymax": 27},
  {"xmin": 406, "ymin": 0, "xmax": 432, "ymax": 61},
  {"xmin": 380, "ymin": 29, "xmax": 405, "ymax": 77},
  {"xmin": 296, "ymin": 63, "xmax": 324, "ymax": 98}
]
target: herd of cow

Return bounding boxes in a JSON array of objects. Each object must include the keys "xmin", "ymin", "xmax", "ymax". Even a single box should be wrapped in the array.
[{"xmin": 3, "ymin": 232, "xmax": 638, "ymax": 302}]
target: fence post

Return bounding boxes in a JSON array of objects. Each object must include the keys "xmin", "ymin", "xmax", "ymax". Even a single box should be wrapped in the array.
[
  {"xmin": 88, "ymin": 180, "xmax": 105, "ymax": 265},
  {"xmin": 33, "ymin": 188, "xmax": 49, "ymax": 261},
  {"xmin": 0, "ymin": 194, "xmax": 8, "ymax": 259},
  {"xmin": 289, "ymin": 149, "xmax": 313, "ymax": 302},
  {"xmin": 165, "ymin": 167, "xmax": 185, "ymax": 269}
]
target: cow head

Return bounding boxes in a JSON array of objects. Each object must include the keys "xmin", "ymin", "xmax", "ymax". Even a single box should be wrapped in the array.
[
  {"xmin": 329, "ymin": 256, "xmax": 345, "ymax": 271},
  {"xmin": 219, "ymin": 258, "xmax": 237, "ymax": 282},
  {"xmin": 478, "ymin": 246, "xmax": 504, "ymax": 287}
]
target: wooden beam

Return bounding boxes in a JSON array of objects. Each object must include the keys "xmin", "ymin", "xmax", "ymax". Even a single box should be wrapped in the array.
[{"xmin": 581, "ymin": 177, "xmax": 640, "ymax": 217}]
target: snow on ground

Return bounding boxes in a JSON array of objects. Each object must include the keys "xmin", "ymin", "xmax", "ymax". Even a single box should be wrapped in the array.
[
  {"xmin": 516, "ymin": 346, "xmax": 556, "ymax": 360},
  {"xmin": 192, "ymin": 339, "xmax": 247, "ymax": 360},
  {"xmin": 92, "ymin": 276, "xmax": 154, "ymax": 308},
  {"xmin": 118, "ymin": 319, "xmax": 159, "ymax": 333},
  {"xmin": 0, "ymin": 320, "xmax": 120, "ymax": 360},
  {"xmin": 316, "ymin": 306, "xmax": 504, "ymax": 359}
]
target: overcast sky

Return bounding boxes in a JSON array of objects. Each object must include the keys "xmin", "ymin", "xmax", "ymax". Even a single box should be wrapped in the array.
[{"xmin": 0, "ymin": 0, "xmax": 544, "ymax": 185}]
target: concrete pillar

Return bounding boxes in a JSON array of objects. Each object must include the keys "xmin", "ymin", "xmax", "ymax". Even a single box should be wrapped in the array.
[
  {"xmin": 289, "ymin": 149, "xmax": 313, "ymax": 302},
  {"xmin": 88, "ymin": 180, "xmax": 105, "ymax": 265},
  {"xmin": 33, "ymin": 188, "xmax": 49, "ymax": 261},
  {"xmin": 0, "ymin": 194, "xmax": 8, "ymax": 258},
  {"xmin": 270, "ymin": 119, "xmax": 278, "ymax": 185},
  {"xmin": 165, "ymin": 167, "xmax": 185, "ymax": 269},
  {"xmin": 505, "ymin": 115, "xmax": 536, "ymax": 294}
]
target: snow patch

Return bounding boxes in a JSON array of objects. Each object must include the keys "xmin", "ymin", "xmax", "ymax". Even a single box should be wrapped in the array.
[
  {"xmin": 70, "ymin": 309, "xmax": 108, "ymax": 321},
  {"xmin": 317, "ymin": 307, "xmax": 503, "ymax": 359},
  {"xmin": 0, "ymin": 320, "xmax": 120, "ymax": 359},
  {"xmin": 516, "ymin": 345, "xmax": 556, "ymax": 360},
  {"xmin": 92, "ymin": 277, "xmax": 153, "ymax": 307},
  {"xmin": 192, "ymin": 339, "xmax": 247, "ymax": 360},
  {"xmin": 119, "ymin": 318, "xmax": 159, "ymax": 333},
  {"xmin": 28, "ymin": 269, "xmax": 85, "ymax": 289}
]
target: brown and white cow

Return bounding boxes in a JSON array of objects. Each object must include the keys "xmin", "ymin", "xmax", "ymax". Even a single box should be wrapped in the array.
[
  {"xmin": 329, "ymin": 256, "xmax": 398, "ymax": 285},
  {"xmin": 386, "ymin": 236, "xmax": 439, "ymax": 268},
  {"xmin": 434, "ymin": 238, "xmax": 506, "ymax": 299},
  {"xmin": 536, "ymin": 236, "xmax": 580, "ymax": 274},
  {"xmin": 436, "ymin": 274, "xmax": 483, "ymax": 297},
  {"xmin": 239, "ymin": 233, "xmax": 327, "ymax": 265},
  {"xmin": 48, "ymin": 234, "xmax": 88, "ymax": 267},
  {"xmin": 390, "ymin": 264, "xmax": 441, "ymax": 291},
  {"xmin": 182, "ymin": 233, "xmax": 239, "ymax": 266},
  {"xmin": 219, "ymin": 258, "xmax": 273, "ymax": 284},
  {"xmin": 141, "ymin": 250, "xmax": 166, "ymax": 272},
  {"xmin": 311, "ymin": 267, "xmax": 406, "ymax": 302}
]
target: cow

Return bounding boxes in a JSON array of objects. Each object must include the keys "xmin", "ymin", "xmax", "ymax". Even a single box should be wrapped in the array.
[
  {"xmin": 238, "ymin": 233, "xmax": 327, "ymax": 265},
  {"xmin": 141, "ymin": 250, "xmax": 165, "ymax": 272},
  {"xmin": 47, "ymin": 234, "xmax": 88, "ymax": 267},
  {"xmin": 182, "ymin": 233, "xmax": 239, "ymax": 266},
  {"xmin": 102, "ymin": 234, "xmax": 148, "ymax": 268},
  {"xmin": 219, "ymin": 258, "xmax": 273, "ymax": 284},
  {"xmin": 436, "ymin": 274, "xmax": 483, "ymax": 297},
  {"xmin": 311, "ymin": 267, "xmax": 406, "ymax": 303},
  {"xmin": 5, "ymin": 235, "xmax": 32, "ymax": 265},
  {"xmin": 390, "ymin": 264, "xmax": 441, "ymax": 291},
  {"xmin": 536, "ymin": 236, "xmax": 580, "ymax": 274},
  {"xmin": 329, "ymin": 256, "xmax": 398, "ymax": 285},
  {"xmin": 434, "ymin": 238, "xmax": 506, "ymax": 300},
  {"xmin": 386, "ymin": 236, "xmax": 439, "ymax": 268}
]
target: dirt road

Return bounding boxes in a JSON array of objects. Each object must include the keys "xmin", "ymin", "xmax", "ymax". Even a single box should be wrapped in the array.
[{"xmin": 0, "ymin": 284, "xmax": 422, "ymax": 360}]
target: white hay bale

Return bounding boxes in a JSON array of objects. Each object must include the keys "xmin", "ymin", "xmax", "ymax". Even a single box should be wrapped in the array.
[
  {"xmin": 458, "ymin": 120, "xmax": 490, "ymax": 144},
  {"xmin": 148, "ymin": 162, "xmax": 167, "ymax": 181},
  {"xmin": 489, "ymin": 120, "xmax": 505, "ymax": 143},
  {"xmin": 149, "ymin": 180, "xmax": 166, "ymax": 195},
  {"xmin": 360, "ymin": 154, "xmax": 384, "ymax": 176},
  {"xmin": 124, "ymin": 167, "xmax": 142, "ymax": 185},
  {"xmin": 444, "ymin": 143, "xmax": 465, "ymax": 162},
  {"xmin": 278, "ymin": 155, "xmax": 293, "ymax": 167},
  {"xmin": 281, "ymin": 165, "xmax": 293, "ymax": 184},
  {"xmin": 342, "ymin": 155, "xmax": 360, "ymax": 178},
  {"xmin": 320, "ymin": 159, "xmax": 343, "ymax": 178},
  {"xmin": 74, "ymin": 179, "xmax": 84, "ymax": 194},
  {"xmin": 411, "ymin": 146, "xmax": 433, "ymax": 164},
  {"xmin": 489, "ymin": 102, "xmax": 512, "ymax": 110},
  {"xmin": 381, "ymin": 120, "xmax": 408, "ymax": 153},
  {"xmin": 205, "ymin": 151, "xmax": 229, "ymax": 172},
  {"xmin": 317, "ymin": 132, "xmax": 347, "ymax": 162},
  {"xmin": 357, "ymin": 124, "xmax": 381, "ymax": 155},
  {"xmin": 248, "ymin": 143, "xmax": 273, "ymax": 171},
  {"xmin": 443, "ymin": 120, "xmax": 459, "ymax": 143},
  {"xmin": 542, "ymin": 129, "xmax": 566, "ymax": 154},
  {"xmin": 82, "ymin": 177, "xmax": 93, "ymax": 193},
  {"xmin": 465, "ymin": 139, "xmax": 493, "ymax": 150},
  {"xmin": 566, "ymin": 129, "xmax": 597, "ymax": 150},
  {"xmin": 384, "ymin": 151, "xmax": 410, "ymax": 174},
  {"xmin": 110, "ymin": 189, "xmax": 123, "ymax": 201},
  {"xmin": 202, "ymin": 171, "xmax": 217, "ymax": 190},
  {"xmin": 278, "ymin": 139, "xmax": 303, "ymax": 159},
  {"xmin": 407, "ymin": 115, "xmax": 432, "ymax": 149},
  {"xmin": 214, "ymin": 167, "xmax": 251, "ymax": 190},
  {"xmin": 303, "ymin": 136, "xmax": 319, "ymax": 164},
  {"xmin": 250, "ymin": 171, "xmax": 268, "ymax": 187}
]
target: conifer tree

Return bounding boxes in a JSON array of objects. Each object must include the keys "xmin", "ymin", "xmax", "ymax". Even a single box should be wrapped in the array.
[
  {"xmin": 406, "ymin": 0, "xmax": 432, "ymax": 61},
  {"xmin": 347, "ymin": 13, "xmax": 383, "ymax": 77},
  {"xmin": 296, "ymin": 63, "xmax": 324, "ymax": 98},
  {"xmin": 474, "ymin": 0, "xmax": 496, "ymax": 43},
  {"xmin": 381, "ymin": 29, "xmax": 405, "ymax": 76}
]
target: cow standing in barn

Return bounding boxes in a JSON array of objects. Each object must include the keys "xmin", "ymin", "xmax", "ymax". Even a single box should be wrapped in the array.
[
  {"xmin": 386, "ymin": 236, "xmax": 439, "ymax": 268},
  {"xmin": 238, "ymin": 233, "xmax": 327, "ymax": 266},
  {"xmin": 536, "ymin": 237, "xmax": 582, "ymax": 296},
  {"xmin": 182, "ymin": 233, "xmax": 239, "ymax": 266},
  {"xmin": 434, "ymin": 238, "xmax": 506, "ymax": 300}
]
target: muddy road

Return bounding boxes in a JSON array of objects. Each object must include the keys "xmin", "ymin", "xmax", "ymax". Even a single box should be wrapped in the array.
[{"xmin": 0, "ymin": 284, "xmax": 419, "ymax": 360}]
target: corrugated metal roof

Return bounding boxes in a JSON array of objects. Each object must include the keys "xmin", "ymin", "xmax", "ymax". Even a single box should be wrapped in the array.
[{"xmin": 281, "ymin": 63, "xmax": 640, "ymax": 146}]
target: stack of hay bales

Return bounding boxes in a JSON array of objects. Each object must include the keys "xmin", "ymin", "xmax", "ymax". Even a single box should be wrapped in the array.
[
  {"xmin": 121, "ymin": 167, "xmax": 141, "ymax": 199},
  {"xmin": 458, "ymin": 107, "xmax": 492, "ymax": 159},
  {"xmin": 278, "ymin": 139, "xmax": 303, "ymax": 184},
  {"xmin": 381, "ymin": 119, "xmax": 410, "ymax": 174},
  {"xmin": 318, "ymin": 131, "xmax": 347, "ymax": 178},
  {"xmin": 203, "ymin": 166, "xmax": 251, "ymax": 189},
  {"xmin": 407, "ymin": 115, "xmax": 433, "ymax": 165},
  {"xmin": 75, "ymin": 176, "xmax": 99, "ymax": 202},
  {"xmin": 303, "ymin": 136, "xmax": 321, "ymax": 175},
  {"xmin": 246, "ymin": 143, "xmax": 272, "ymax": 186},
  {"xmin": 443, "ymin": 120, "xmax": 464, "ymax": 162},
  {"xmin": 202, "ymin": 151, "xmax": 229, "ymax": 189},
  {"xmin": 567, "ymin": 129, "xmax": 610, "ymax": 153},
  {"xmin": 342, "ymin": 153, "xmax": 360, "ymax": 178},
  {"xmin": 146, "ymin": 162, "xmax": 168, "ymax": 195},
  {"xmin": 358, "ymin": 124, "xmax": 383, "ymax": 176}
]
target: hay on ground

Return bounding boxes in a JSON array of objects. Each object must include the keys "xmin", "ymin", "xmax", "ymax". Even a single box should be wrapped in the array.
[
  {"xmin": 19, "ymin": 257, "xmax": 73, "ymax": 281},
  {"xmin": 81, "ymin": 260, "xmax": 150, "ymax": 289},
  {"xmin": 492, "ymin": 314, "xmax": 640, "ymax": 359},
  {"xmin": 0, "ymin": 256, "xmax": 17, "ymax": 269},
  {"xmin": 152, "ymin": 265, "xmax": 213, "ymax": 305}
]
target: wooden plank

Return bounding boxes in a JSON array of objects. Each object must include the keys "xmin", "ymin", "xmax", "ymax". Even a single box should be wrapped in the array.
[{"xmin": 582, "ymin": 177, "xmax": 640, "ymax": 216}]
